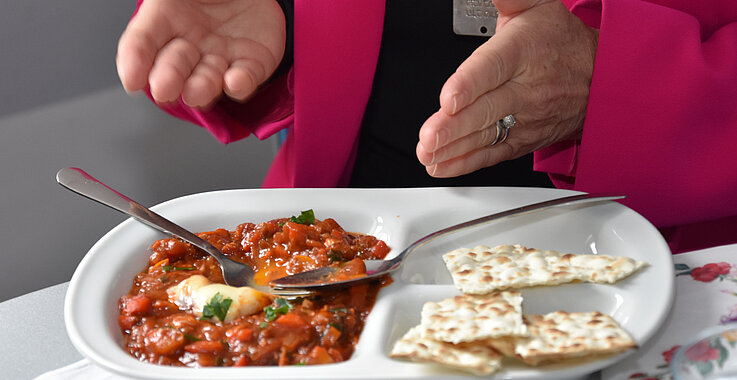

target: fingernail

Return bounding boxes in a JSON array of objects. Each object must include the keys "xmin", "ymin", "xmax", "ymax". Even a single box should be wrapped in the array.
[
  {"xmin": 428, "ymin": 164, "xmax": 437, "ymax": 176},
  {"xmin": 419, "ymin": 141, "xmax": 434, "ymax": 164},
  {"xmin": 451, "ymin": 92, "xmax": 464, "ymax": 114}
]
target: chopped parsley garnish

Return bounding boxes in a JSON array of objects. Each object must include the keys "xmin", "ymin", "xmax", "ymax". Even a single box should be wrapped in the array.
[
  {"xmin": 327, "ymin": 250, "xmax": 344, "ymax": 263},
  {"xmin": 329, "ymin": 307, "xmax": 348, "ymax": 314},
  {"xmin": 182, "ymin": 331, "xmax": 201, "ymax": 342},
  {"xmin": 200, "ymin": 292, "xmax": 232, "ymax": 322},
  {"xmin": 162, "ymin": 265, "xmax": 196, "ymax": 272},
  {"xmin": 289, "ymin": 209, "xmax": 315, "ymax": 225},
  {"xmin": 165, "ymin": 325, "xmax": 200, "ymax": 341},
  {"xmin": 263, "ymin": 297, "xmax": 293, "ymax": 322}
]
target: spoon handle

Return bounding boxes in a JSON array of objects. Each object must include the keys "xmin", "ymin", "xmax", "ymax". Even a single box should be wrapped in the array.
[
  {"xmin": 385, "ymin": 192, "xmax": 627, "ymax": 271},
  {"xmin": 55, "ymin": 167, "xmax": 223, "ymax": 260}
]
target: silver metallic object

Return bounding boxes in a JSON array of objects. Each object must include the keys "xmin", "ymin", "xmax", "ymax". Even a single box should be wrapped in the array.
[
  {"xmin": 56, "ymin": 167, "xmax": 311, "ymax": 297},
  {"xmin": 453, "ymin": 0, "xmax": 497, "ymax": 37},
  {"xmin": 491, "ymin": 114, "xmax": 516, "ymax": 145},
  {"xmin": 271, "ymin": 193, "xmax": 626, "ymax": 291}
]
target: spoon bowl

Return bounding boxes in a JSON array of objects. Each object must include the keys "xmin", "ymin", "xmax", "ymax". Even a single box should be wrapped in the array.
[
  {"xmin": 56, "ymin": 167, "xmax": 311, "ymax": 297},
  {"xmin": 270, "ymin": 192, "xmax": 625, "ymax": 291}
]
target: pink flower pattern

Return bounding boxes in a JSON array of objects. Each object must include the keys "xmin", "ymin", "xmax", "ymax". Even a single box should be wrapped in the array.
[{"xmin": 626, "ymin": 261, "xmax": 737, "ymax": 379}]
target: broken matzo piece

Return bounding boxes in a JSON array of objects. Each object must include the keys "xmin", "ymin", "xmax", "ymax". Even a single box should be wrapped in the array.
[
  {"xmin": 443, "ymin": 244, "xmax": 648, "ymax": 294},
  {"xmin": 390, "ymin": 326, "xmax": 503, "ymax": 375},
  {"xmin": 488, "ymin": 311, "xmax": 637, "ymax": 366},
  {"xmin": 417, "ymin": 291, "xmax": 527, "ymax": 344}
]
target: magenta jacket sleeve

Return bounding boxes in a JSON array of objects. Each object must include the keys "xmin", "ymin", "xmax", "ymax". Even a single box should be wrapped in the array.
[
  {"xmin": 535, "ymin": 0, "xmax": 737, "ymax": 232},
  {"xmin": 151, "ymin": 71, "xmax": 294, "ymax": 144}
]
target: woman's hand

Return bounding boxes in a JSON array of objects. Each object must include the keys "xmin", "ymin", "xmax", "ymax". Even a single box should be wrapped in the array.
[
  {"xmin": 116, "ymin": 0, "xmax": 286, "ymax": 108},
  {"xmin": 416, "ymin": 0, "xmax": 598, "ymax": 177}
]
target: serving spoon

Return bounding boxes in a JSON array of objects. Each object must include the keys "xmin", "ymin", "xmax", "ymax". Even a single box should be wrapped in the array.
[
  {"xmin": 56, "ymin": 167, "xmax": 312, "ymax": 297},
  {"xmin": 270, "ymin": 192, "xmax": 625, "ymax": 291}
]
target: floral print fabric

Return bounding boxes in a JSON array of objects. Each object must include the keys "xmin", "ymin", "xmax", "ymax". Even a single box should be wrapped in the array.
[{"xmin": 603, "ymin": 244, "xmax": 737, "ymax": 379}]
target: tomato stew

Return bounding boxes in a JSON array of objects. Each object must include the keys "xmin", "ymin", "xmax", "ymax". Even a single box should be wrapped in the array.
[{"xmin": 118, "ymin": 213, "xmax": 391, "ymax": 367}]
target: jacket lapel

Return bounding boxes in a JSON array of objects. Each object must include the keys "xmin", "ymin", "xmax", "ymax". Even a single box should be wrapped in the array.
[{"xmin": 292, "ymin": 0, "xmax": 385, "ymax": 187}]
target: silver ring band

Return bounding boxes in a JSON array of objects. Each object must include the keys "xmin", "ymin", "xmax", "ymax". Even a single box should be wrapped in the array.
[{"xmin": 490, "ymin": 115, "xmax": 516, "ymax": 146}]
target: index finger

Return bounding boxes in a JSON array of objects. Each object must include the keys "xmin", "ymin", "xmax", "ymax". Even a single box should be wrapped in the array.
[
  {"xmin": 438, "ymin": 21, "xmax": 522, "ymax": 115},
  {"xmin": 116, "ymin": 4, "xmax": 174, "ymax": 92}
]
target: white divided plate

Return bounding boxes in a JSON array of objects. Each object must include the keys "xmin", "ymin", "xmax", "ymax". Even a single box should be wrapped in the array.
[{"xmin": 65, "ymin": 187, "xmax": 674, "ymax": 379}]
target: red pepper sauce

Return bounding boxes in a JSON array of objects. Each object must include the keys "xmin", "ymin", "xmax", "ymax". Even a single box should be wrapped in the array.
[{"xmin": 118, "ymin": 217, "xmax": 391, "ymax": 367}]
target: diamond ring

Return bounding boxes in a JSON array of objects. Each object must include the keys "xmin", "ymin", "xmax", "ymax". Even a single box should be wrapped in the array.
[{"xmin": 490, "ymin": 115, "xmax": 516, "ymax": 146}]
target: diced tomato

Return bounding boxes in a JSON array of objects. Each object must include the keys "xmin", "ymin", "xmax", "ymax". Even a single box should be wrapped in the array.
[
  {"xmin": 307, "ymin": 346, "xmax": 334, "ymax": 365},
  {"xmin": 226, "ymin": 326, "xmax": 254, "ymax": 342},
  {"xmin": 152, "ymin": 239, "xmax": 190, "ymax": 261},
  {"xmin": 305, "ymin": 238, "xmax": 324, "ymax": 248},
  {"xmin": 284, "ymin": 222, "xmax": 308, "ymax": 249},
  {"xmin": 122, "ymin": 294, "xmax": 153, "ymax": 316},
  {"xmin": 327, "ymin": 347, "xmax": 344, "ymax": 362},
  {"xmin": 339, "ymin": 258, "xmax": 366, "ymax": 278},
  {"xmin": 196, "ymin": 354, "xmax": 219, "ymax": 367},
  {"xmin": 276, "ymin": 312, "xmax": 308, "ymax": 329},
  {"xmin": 321, "ymin": 325, "xmax": 342, "ymax": 347},
  {"xmin": 184, "ymin": 340, "xmax": 225, "ymax": 355},
  {"xmin": 118, "ymin": 315, "xmax": 138, "ymax": 330},
  {"xmin": 146, "ymin": 327, "xmax": 186, "ymax": 355},
  {"xmin": 322, "ymin": 218, "xmax": 342, "ymax": 232},
  {"xmin": 287, "ymin": 254, "xmax": 318, "ymax": 274},
  {"xmin": 310, "ymin": 310, "xmax": 332, "ymax": 328},
  {"xmin": 153, "ymin": 299, "xmax": 178, "ymax": 312},
  {"xmin": 371, "ymin": 240, "xmax": 390, "ymax": 258},
  {"xmin": 233, "ymin": 355, "xmax": 248, "ymax": 367}
]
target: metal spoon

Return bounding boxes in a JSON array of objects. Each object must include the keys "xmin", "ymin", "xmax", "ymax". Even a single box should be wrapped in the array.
[
  {"xmin": 56, "ymin": 167, "xmax": 311, "ymax": 297},
  {"xmin": 270, "ymin": 192, "xmax": 625, "ymax": 291}
]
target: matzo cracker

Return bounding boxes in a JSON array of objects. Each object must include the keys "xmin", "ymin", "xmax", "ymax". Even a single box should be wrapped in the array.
[
  {"xmin": 489, "ymin": 311, "xmax": 637, "ymax": 366},
  {"xmin": 443, "ymin": 244, "xmax": 648, "ymax": 294},
  {"xmin": 418, "ymin": 291, "xmax": 527, "ymax": 344},
  {"xmin": 390, "ymin": 326, "xmax": 503, "ymax": 375}
]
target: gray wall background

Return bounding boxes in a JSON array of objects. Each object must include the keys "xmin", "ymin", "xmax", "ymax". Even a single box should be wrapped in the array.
[{"xmin": 0, "ymin": 1, "xmax": 278, "ymax": 302}]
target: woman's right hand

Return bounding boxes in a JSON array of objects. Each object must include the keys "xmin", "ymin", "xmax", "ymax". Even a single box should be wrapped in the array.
[
  {"xmin": 116, "ymin": 0, "xmax": 286, "ymax": 108},
  {"xmin": 416, "ymin": 0, "xmax": 596, "ymax": 178}
]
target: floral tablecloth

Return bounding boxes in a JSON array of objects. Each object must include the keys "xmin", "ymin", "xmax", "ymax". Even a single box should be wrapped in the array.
[{"xmin": 603, "ymin": 243, "xmax": 737, "ymax": 379}]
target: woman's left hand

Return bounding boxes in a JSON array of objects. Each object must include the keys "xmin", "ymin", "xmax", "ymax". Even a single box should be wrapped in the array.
[{"xmin": 416, "ymin": 0, "xmax": 598, "ymax": 177}]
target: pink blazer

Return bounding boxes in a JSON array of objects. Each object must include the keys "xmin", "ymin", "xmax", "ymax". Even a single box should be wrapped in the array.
[
  {"xmin": 536, "ymin": 0, "xmax": 737, "ymax": 252},
  {"xmin": 146, "ymin": 0, "xmax": 737, "ymax": 252}
]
